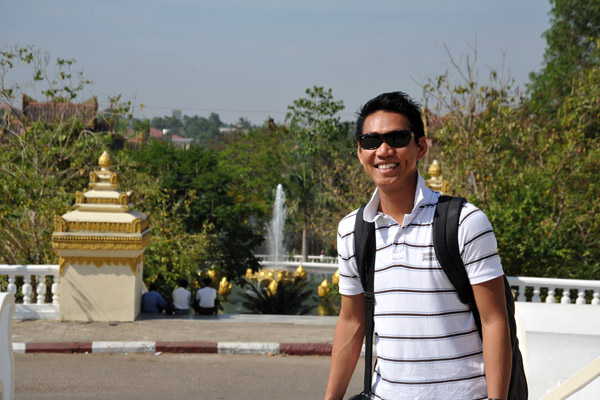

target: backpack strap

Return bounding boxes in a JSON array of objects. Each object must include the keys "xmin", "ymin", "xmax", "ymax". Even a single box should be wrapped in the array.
[
  {"xmin": 354, "ymin": 205, "xmax": 376, "ymax": 396},
  {"xmin": 433, "ymin": 195, "xmax": 482, "ymax": 336}
]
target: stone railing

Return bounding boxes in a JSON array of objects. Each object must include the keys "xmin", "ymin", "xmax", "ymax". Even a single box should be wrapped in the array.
[
  {"xmin": 256, "ymin": 254, "xmax": 337, "ymax": 264},
  {"xmin": 507, "ymin": 276, "xmax": 600, "ymax": 305},
  {"xmin": 256, "ymin": 258, "xmax": 600, "ymax": 304},
  {"xmin": 0, "ymin": 264, "xmax": 59, "ymax": 319}
]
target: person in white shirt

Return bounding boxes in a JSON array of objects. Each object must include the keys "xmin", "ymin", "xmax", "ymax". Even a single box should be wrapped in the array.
[
  {"xmin": 324, "ymin": 92, "xmax": 511, "ymax": 400},
  {"xmin": 171, "ymin": 279, "xmax": 191, "ymax": 315},
  {"xmin": 195, "ymin": 278, "xmax": 218, "ymax": 315}
]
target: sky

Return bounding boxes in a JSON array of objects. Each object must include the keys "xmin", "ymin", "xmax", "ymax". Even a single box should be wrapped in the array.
[{"xmin": 1, "ymin": 0, "xmax": 552, "ymax": 126}]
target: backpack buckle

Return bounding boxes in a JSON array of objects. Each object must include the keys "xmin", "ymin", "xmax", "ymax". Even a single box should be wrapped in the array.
[{"xmin": 364, "ymin": 291, "xmax": 375, "ymax": 305}]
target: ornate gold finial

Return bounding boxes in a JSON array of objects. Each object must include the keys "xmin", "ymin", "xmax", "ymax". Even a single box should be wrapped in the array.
[
  {"xmin": 428, "ymin": 160, "xmax": 442, "ymax": 178},
  {"xmin": 426, "ymin": 160, "xmax": 448, "ymax": 194},
  {"xmin": 98, "ymin": 151, "xmax": 112, "ymax": 169}
]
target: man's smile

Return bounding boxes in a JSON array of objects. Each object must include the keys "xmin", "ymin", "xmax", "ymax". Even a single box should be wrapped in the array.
[{"xmin": 376, "ymin": 162, "xmax": 398, "ymax": 169}]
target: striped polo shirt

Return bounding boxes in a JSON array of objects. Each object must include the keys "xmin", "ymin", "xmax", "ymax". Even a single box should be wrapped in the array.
[{"xmin": 337, "ymin": 174, "xmax": 503, "ymax": 400}]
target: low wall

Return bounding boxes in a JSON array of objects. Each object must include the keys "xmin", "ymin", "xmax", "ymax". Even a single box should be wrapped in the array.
[{"xmin": 516, "ymin": 303, "xmax": 600, "ymax": 399}]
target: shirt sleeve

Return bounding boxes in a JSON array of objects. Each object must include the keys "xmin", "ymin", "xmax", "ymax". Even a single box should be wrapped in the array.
[
  {"xmin": 337, "ymin": 215, "xmax": 364, "ymax": 296},
  {"xmin": 458, "ymin": 203, "xmax": 504, "ymax": 285}
]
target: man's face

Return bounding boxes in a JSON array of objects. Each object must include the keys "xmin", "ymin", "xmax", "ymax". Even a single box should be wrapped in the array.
[{"xmin": 357, "ymin": 111, "xmax": 427, "ymax": 192}]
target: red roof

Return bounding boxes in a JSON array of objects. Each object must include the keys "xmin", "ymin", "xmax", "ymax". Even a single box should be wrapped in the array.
[{"xmin": 21, "ymin": 95, "xmax": 97, "ymax": 129}]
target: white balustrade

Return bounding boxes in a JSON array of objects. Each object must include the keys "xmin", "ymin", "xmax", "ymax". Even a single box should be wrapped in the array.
[
  {"xmin": 255, "ymin": 254, "xmax": 338, "ymax": 264},
  {"xmin": 0, "ymin": 265, "xmax": 60, "ymax": 310},
  {"xmin": 257, "ymin": 258, "xmax": 600, "ymax": 304},
  {"xmin": 507, "ymin": 276, "xmax": 600, "ymax": 306}
]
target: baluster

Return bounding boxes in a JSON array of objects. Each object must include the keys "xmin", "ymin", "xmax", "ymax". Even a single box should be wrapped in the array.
[
  {"xmin": 51, "ymin": 275, "xmax": 60, "ymax": 305},
  {"xmin": 560, "ymin": 288, "xmax": 571, "ymax": 304},
  {"xmin": 37, "ymin": 275, "xmax": 47, "ymax": 304},
  {"xmin": 516, "ymin": 285, "xmax": 525, "ymax": 302},
  {"xmin": 546, "ymin": 288, "xmax": 556, "ymax": 303},
  {"xmin": 592, "ymin": 292, "xmax": 600, "ymax": 306},
  {"xmin": 22, "ymin": 274, "xmax": 33, "ymax": 304},
  {"xmin": 7, "ymin": 273, "xmax": 17, "ymax": 295},
  {"xmin": 576, "ymin": 291, "xmax": 586, "ymax": 305},
  {"xmin": 532, "ymin": 286, "xmax": 541, "ymax": 303}
]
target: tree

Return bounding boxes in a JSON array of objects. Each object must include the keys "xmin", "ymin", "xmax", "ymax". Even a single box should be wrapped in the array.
[
  {"xmin": 284, "ymin": 86, "xmax": 350, "ymax": 260},
  {"xmin": 528, "ymin": 0, "xmax": 600, "ymax": 114},
  {"xmin": 123, "ymin": 140, "xmax": 264, "ymax": 282},
  {"xmin": 421, "ymin": 42, "xmax": 599, "ymax": 279},
  {"xmin": 0, "ymin": 46, "xmax": 110, "ymax": 264},
  {"xmin": 151, "ymin": 115, "xmax": 183, "ymax": 136}
]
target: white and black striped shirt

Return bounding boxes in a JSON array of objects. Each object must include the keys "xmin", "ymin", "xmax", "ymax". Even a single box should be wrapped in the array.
[{"xmin": 337, "ymin": 175, "xmax": 503, "ymax": 400}]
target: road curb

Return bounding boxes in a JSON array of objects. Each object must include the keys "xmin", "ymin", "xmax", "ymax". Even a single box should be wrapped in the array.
[{"xmin": 13, "ymin": 341, "xmax": 335, "ymax": 356}]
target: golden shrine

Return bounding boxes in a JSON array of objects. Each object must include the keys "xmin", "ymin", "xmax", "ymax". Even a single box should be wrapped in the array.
[{"xmin": 52, "ymin": 151, "xmax": 150, "ymax": 322}]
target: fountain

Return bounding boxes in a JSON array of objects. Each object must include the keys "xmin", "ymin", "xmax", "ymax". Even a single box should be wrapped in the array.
[{"xmin": 266, "ymin": 184, "xmax": 287, "ymax": 267}]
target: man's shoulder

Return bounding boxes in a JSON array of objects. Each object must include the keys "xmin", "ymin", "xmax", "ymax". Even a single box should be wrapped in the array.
[
  {"xmin": 458, "ymin": 201, "xmax": 493, "ymax": 232},
  {"xmin": 337, "ymin": 208, "xmax": 359, "ymax": 237}
]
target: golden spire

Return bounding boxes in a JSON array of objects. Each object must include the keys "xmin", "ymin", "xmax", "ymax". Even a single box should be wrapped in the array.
[{"xmin": 98, "ymin": 151, "xmax": 112, "ymax": 169}]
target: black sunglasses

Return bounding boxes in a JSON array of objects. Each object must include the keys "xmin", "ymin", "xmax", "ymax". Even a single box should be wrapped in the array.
[{"xmin": 358, "ymin": 130, "xmax": 414, "ymax": 150}]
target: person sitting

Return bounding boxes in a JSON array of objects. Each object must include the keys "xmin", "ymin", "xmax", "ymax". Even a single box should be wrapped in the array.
[
  {"xmin": 194, "ymin": 278, "xmax": 218, "ymax": 315},
  {"xmin": 171, "ymin": 279, "xmax": 191, "ymax": 315},
  {"xmin": 141, "ymin": 283, "xmax": 167, "ymax": 313}
]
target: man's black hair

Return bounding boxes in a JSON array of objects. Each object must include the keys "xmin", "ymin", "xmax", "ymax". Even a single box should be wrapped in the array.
[
  {"xmin": 149, "ymin": 283, "xmax": 158, "ymax": 292},
  {"xmin": 202, "ymin": 277, "xmax": 212, "ymax": 287},
  {"xmin": 355, "ymin": 91, "xmax": 425, "ymax": 142},
  {"xmin": 178, "ymin": 279, "xmax": 188, "ymax": 288}
]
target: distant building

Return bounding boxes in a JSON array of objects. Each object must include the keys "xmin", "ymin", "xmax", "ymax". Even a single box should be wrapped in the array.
[
  {"xmin": 21, "ymin": 95, "xmax": 99, "ymax": 131},
  {"xmin": 127, "ymin": 127, "xmax": 193, "ymax": 149}
]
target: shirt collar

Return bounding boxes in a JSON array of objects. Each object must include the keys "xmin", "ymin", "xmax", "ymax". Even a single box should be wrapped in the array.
[{"xmin": 362, "ymin": 173, "xmax": 436, "ymax": 225}]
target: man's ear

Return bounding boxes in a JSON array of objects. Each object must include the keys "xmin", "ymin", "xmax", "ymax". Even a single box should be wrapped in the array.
[
  {"xmin": 357, "ymin": 143, "xmax": 365, "ymax": 166},
  {"xmin": 416, "ymin": 136, "xmax": 428, "ymax": 161}
]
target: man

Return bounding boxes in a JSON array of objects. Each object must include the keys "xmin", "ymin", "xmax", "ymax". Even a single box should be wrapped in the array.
[
  {"xmin": 172, "ymin": 279, "xmax": 191, "ymax": 315},
  {"xmin": 141, "ymin": 283, "xmax": 167, "ymax": 313},
  {"xmin": 194, "ymin": 278, "xmax": 218, "ymax": 315},
  {"xmin": 325, "ymin": 92, "xmax": 511, "ymax": 400}
]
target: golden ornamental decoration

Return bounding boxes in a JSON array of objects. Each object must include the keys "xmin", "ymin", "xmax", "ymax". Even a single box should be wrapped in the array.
[
  {"xmin": 425, "ymin": 160, "xmax": 448, "ymax": 194},
  {"xmin": 318, "ymin": 279, "xmax": 330, "ymax": 298},
  {"xmin": 75, "ymin": 191, "xmax": 85, "ymax": 204},
  {"xmin": 58, "ymin": 254, "xmax": 144, "ymax": 276},
  {"xmin": 119, "ymin": 193, "xmax": 129, "ymax": 205},
  {"xmin": 267, "ymin": 279, "xmax": 278, "ymax": 296},
  {"xmin": 218, "ymin": 277, "xmax": 232, "ymax": 301},
  {"xmin": 54, "ymin": 216, "xmax": 67, "ymax": 232},
  {"xmin": 98, "ymin": 151, "xmax": 112, "ymax": 168},
  {"xmin": 294, "ymin": 265, "xmax": 307, "ymax": 280},
  {"xmin": 62, "ymin": 219, "xmax": 148, "ymax": 233},
  {"xmin": 332, "ymin": 270, "xmax": 340, "ymax": 286},
  {"xmin": 52, "ymin": 233, "xmax": 150, "ymax": 251},
  {"xmin": 109, "ymin": 173, "xmax": 119, "ymax": 185},
  {"xmin": 207, "ymin": 268, "xmax": 218, "ymax": 283},
  {"xmin": 89, "ymin": 171, "xmax": 98, "ymax": 183}
]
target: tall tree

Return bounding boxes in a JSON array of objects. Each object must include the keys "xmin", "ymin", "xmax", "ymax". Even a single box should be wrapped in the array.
[
  {"xmin": 528, "ymin": 0, "xmax": 600, "ymax": 114},
  {"xmin": 284, "ymin": 86, "xmax": 347, "ymax": 260},
  {"xmin": 0, "ymin": 46, "xmax": 111, "ymax": 264},
  {"xmin": 421, "ymin": 40, "xmax": 599, "ymax": 278}
]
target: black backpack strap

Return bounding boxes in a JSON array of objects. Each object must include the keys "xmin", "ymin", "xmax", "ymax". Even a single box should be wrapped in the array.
[
  {"xmin": 354, "ymin": 206, "xmax": 376, "ymax": 396},
  {"xmin": 433, "ymin": 196, "xmax": 482, "ymax": 336},
  {"xmin": 433, "ymin": 196, "xmax": 528, "ymax": 399}
]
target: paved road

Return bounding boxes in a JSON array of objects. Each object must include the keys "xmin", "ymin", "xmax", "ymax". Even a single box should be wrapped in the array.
[{"xmin": 15, "ymin": 353, "xmax": 366, "ymax": 400}]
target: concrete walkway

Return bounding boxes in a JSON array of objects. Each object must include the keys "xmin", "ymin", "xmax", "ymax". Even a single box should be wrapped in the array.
[{"xmin": 11, "ymin": 313, "xmax": 339, "ymax": 356}]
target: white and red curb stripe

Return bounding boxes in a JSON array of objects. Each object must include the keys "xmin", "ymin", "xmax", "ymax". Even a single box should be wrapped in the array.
[{"xmin": 12, "ymin": 341, "xmax": 337, "ymax": 356}]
